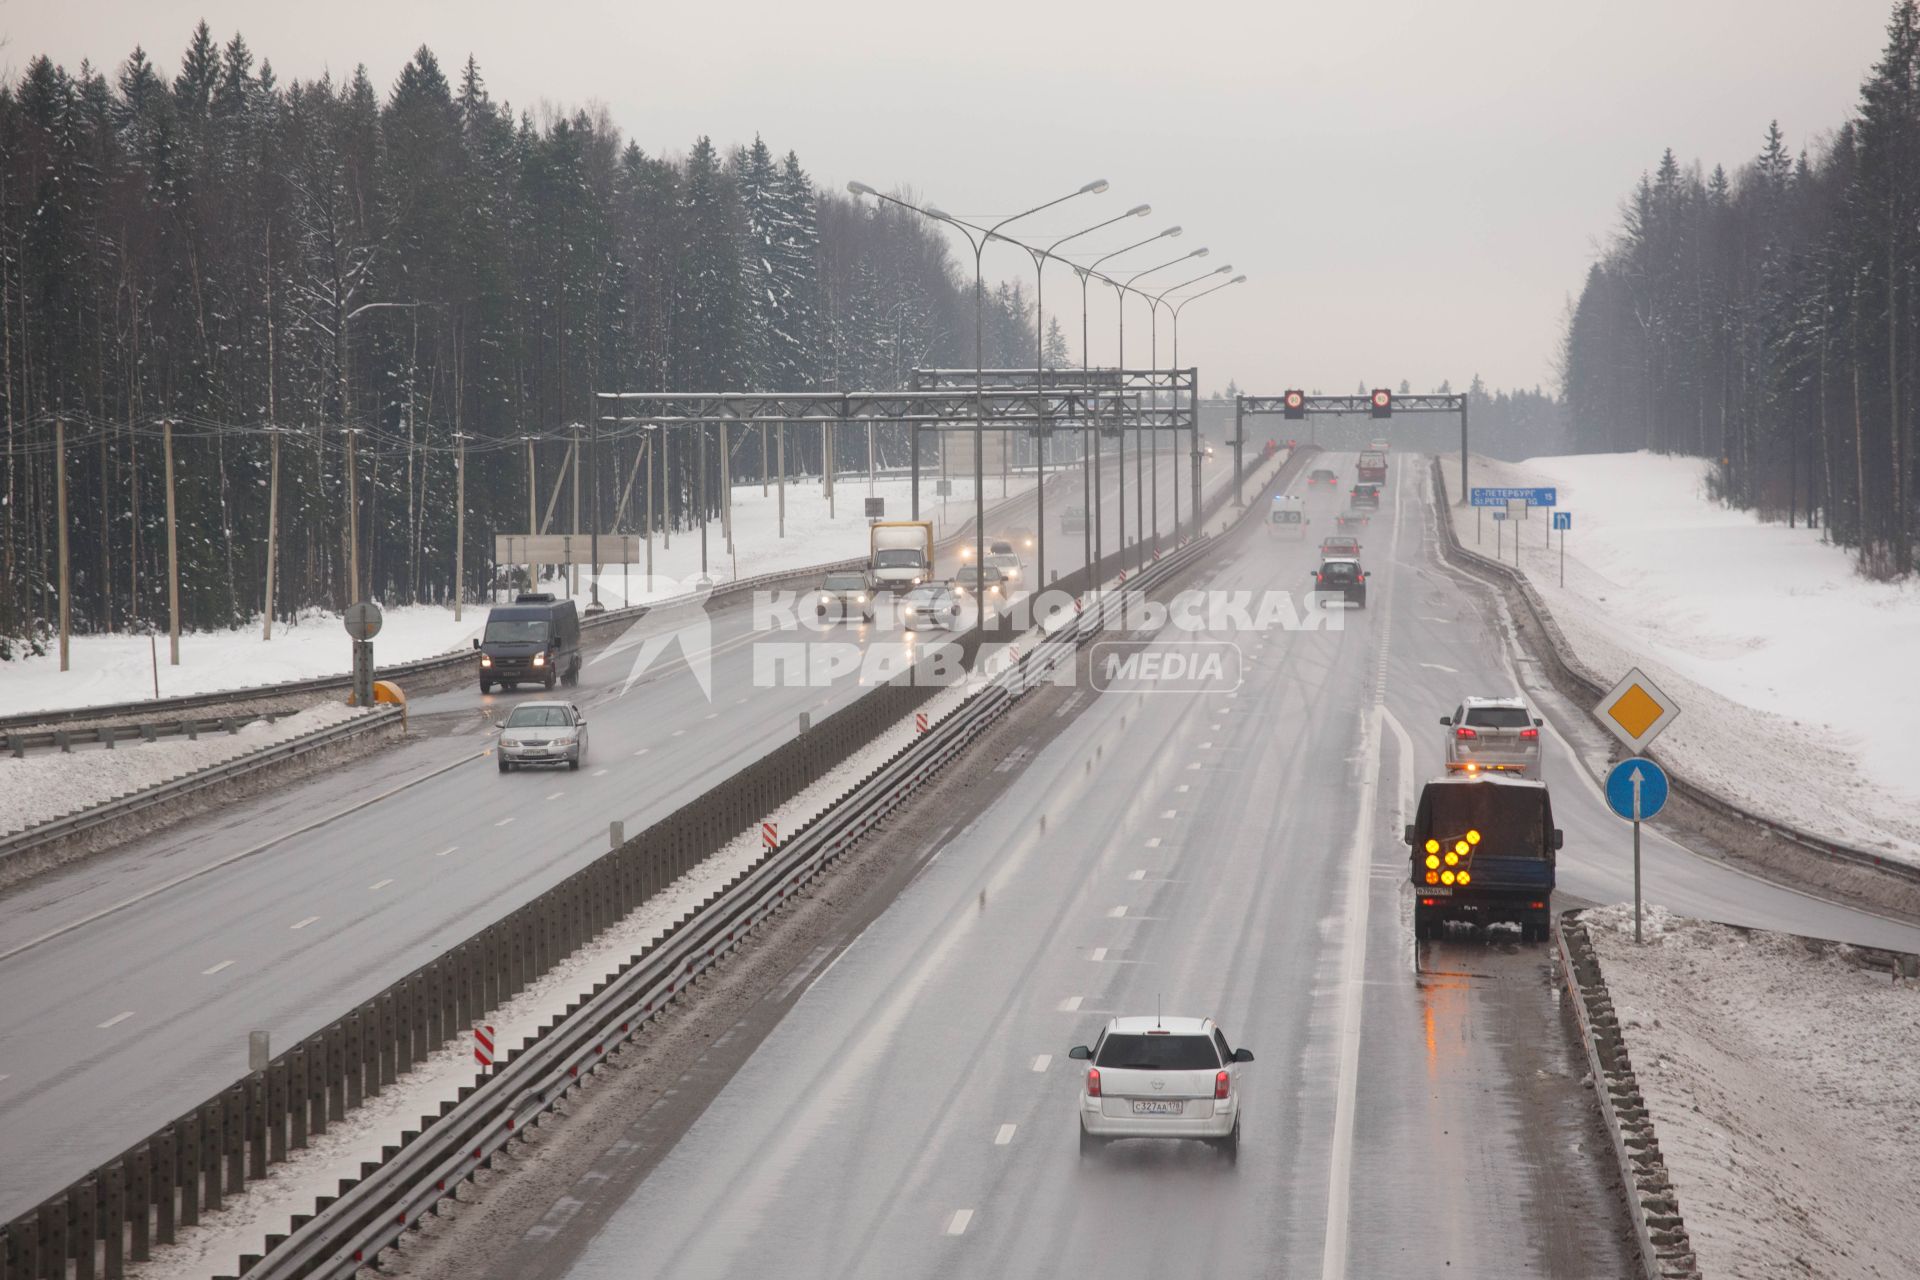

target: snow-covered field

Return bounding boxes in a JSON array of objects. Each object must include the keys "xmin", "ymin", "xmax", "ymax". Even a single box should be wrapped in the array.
[
  {"xmin": 0, "ymin": 703, "xmax": 367, "ymax": 838},
  {"xmin": 0, "ymin": 471, "xmax": 1034, "ymax": 723},
  {"xmin": 1441, "ymin": 451, "xmax": 1920, "ymax": 865},
  {"xmin": 1585, "ymin": 904, "xmax": 1920, "ymax": 1279}
]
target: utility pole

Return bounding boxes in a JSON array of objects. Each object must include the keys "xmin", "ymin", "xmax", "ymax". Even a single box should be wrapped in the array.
[
  {"xmin": 163, "ymin": 417, "xmax": 181, "ymax": 664},
  {"xmin": 588, "ymin": 417, "xmax": 603, "ymax": 613},
  {"xmin": 263, "ymin": 425, "xmax": 283, "ymax": 639},
  {"xmin": 454, "ymin": 431, "xmax": 468, "ymax": 620},
  {"xmin": 343, "ymin": 425, "xmax": 362, "ymax": 606},
  {"xmin": 569, "ymin": 424, "xmax": 582, "ymax": 597},
  {"xmin": 645, "ymin": 434, "xmax": 655, "ymax": 581},
  {"xmin": 721, "ymin": 419, "xmax": 734, "ymax": 555},
  {"xmin": 777, "ymin": 421, "xmax": 787, "ymax": 537},
  {"xmin": 524, "ymin": 435, "xmax": 538, "ymax": 594},
  {"xmin": 56, "ymin": 418, "xmax": 69, "ymax": 671}
]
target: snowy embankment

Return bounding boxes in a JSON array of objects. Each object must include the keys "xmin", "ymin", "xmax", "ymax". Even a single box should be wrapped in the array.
[
  {"xmin": 0, "ymin": 471, "xmax": 1032, "ymax": 723},
  {"xmin": 1441, "ymin": 451, "xmax": 1920, "ymax": 866},
  {"xmin": 1584, "ymin": 905, "xmax": 1920, "ymax": 1279},
  {"xmin": 0, "ymin": 702, "xmax": 364, "ymax": 838}
]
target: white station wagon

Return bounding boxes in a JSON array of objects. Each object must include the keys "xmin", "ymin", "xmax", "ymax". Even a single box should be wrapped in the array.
[{"xmin": 1069, "ymin": 1015, "xmax": 1253, "ymax": 1160}]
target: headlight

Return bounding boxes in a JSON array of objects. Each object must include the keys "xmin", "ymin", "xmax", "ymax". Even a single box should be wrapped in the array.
[
  {"xmin": 533, "ymin": 653, "xmax": 546, "ymax": 667},
  {"xmin": 911, "ymin": 576, "xmax": 923, "ymax": 585},
  {"xmin": 904, "ymin": 606, "xmax": 916, "ymax": 615},
  {"xmin": 480, "ymin": 655, "xmax": 492, "ymax": 667},
  {"xmin": 552, "ymin": 737, "xmax": 575, "ymax": 748},
  {"xmin": 857, "ymin": 594, "xmax": 867, "ymax": 604}
]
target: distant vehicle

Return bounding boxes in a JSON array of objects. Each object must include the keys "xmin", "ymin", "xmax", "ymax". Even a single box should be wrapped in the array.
[
  {"xmin": 1061, "ymin": 505, "xmax": 1088, "ymax": 533},
  {"xmin": 817, "ymin": 570, "xmax": 875, "ymax": 622},
  {"xmin": 1357, "ymin": 451, "xmax": 1387, "ymax": 484},
  {"xmin": 986, "ymin": 550, "xmax": 1024, "ymax": 584},
  {"xmin": 1203, "ymin": 441, "xmax": 1216, "ymax": 459},
  {"xmin": 1308, "ymin": 468, "xmax": 1340, "ymax": 488},
  {"xmin": 997, "ymin": 530, "xmax": 1037, "ymax": 553},
  {"xmin": 902, "ymin": 582, "xmax": 962, "ymax": 631},
  {"xmin": 1319, "ymin": 534, "xmax": 1361, "ymax": 558},
  {"xmin": 1268, "ymin": 495, "xmax": 1308, "ymax": 539},
  {"xmin": 1369, "ymin": 438, "xmax": 1391, "ymax": 454},
  {"xmin": 1335, "ymin": 511, "xmax": 1371, "ymax": 530},
  {"xmin": 497, "ymin": 700, "xmax": 587, "ymax": 773},
  {"xmin": 952, "ymin": 564, "xmax": 1005, "ymax": 601},
  {"xmin": 1070, "ymin": 1015, "xmax": 1253, "ymax": 1159},
  {"xmin": 1407, "ymin": 774, "xmax": 1561, "ymax": 943},
  {"xmin": 869, "ymin": 521, "xmax": 934, "ymax": 592},
  {"xmin": 1310, "ymin": 557, "xmax": 1368, "ymax": 608},
  {"xmin": 1350, "ymin": 482, "xmax": 1382, "ymax": 510},
  {"xmin": 476, "ymin": 594, "xmax": 580, "ymax": 693},
  {"xmin": 1441, "ymin": 696, "xmax": 1545, "ymax": 778}
]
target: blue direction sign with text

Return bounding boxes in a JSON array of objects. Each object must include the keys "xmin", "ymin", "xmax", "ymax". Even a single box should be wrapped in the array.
[
  {"xmin": 1471, "ymin": 486, "xmax": 1557, "ymax": 507},
  {"xmin": 1553, "ymin": 511, "xmax": 1572, "ymax": 531},
  {"xmin": 1605, "ymin": 757, "xmax": 1669, "ymax": 821}
]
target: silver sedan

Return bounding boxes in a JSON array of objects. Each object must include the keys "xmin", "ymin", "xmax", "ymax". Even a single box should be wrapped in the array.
[{"xmin": 498, "ymin": 700, "xmax": 588, "ymax": 773}]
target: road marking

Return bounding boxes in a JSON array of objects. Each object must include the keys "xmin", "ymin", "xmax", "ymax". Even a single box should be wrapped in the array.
[
  {"xmin": 593, "ymin": 768, "xmax": 609, "ymax": 777},
  {"xmin": 201, "ymin": 960, "xmax": 234, "ymax": 976},
  {"xmin": 1210, "ymin": 723, "xmax": 1221, "ymax": 731},
  {"xmin": 634, "ymin": 748, "xmax": 650, "ymax": 756},
  {"xmin": 1089, "ymin": 948, "xmax": 1107, "ymax": 962},
  {"xmin": 435, "ymin": 846, "xmax": 457, "ymax": 858},
  {"xmin": 1107, "ymin": 906, "xmax": 1128, "ymax": 918},
  {"xmin": 1128, "ymin": 869, "xmax": 1146, "ymax": 880},
  {"xmin": 98, "ymin": 1011, "xmax": 135, "ymax": 1029},
  {"xmin": 1419, "ymin": 661, "xmax": 1459, "ymax": 674},
  {"xmin": 1419, "ymin": 615, "xmax": 1451, "ymax": 624},
  {"xmin": 368, "ymin": 879, "xmax": 393, "ymax": 891},
  {"xmin": 546, "ymin": 791, "xmax": 565, "ymax": 801},
  {"xmin": 291, "ymin": 916, "xmax": 319, "ymax": 930},
  {"xmin": 1031, "ymin": 1055, "xmax": 1051, "ymax": 1072},
  {"xmin": 1199, "ymin": 741, "xmax": 1213, "ymax": 749},
  {"xmin": 495, "ymin": 817, "xmax": 515, "ymax": 827},
  {"xmin": 1174, "ymin": 784, "xmax": 1190, "ymax": 794},
  {"xmin": 1145, "ymin": 837, "xmax": 1162, "ymax": 848},
  {"xmin": 671, "ymin": 729, "xmax": 686, "ymax": 737},
  {"xmin": 1161, "ymin": 809, "xmax": 1177, "ymax": 819},
  {"xmin": 946, "ymin": 1209, "xmax": 974, "ymax": 1236},
  {"xmin": 1186, "ymin": 761, "xmax": 1202, "ymax": 770},
  {"xmin": 994, "ymin": 1124, "xmax": 1017, "ymax": 1146},
  {"xmin": 1057, "ymin": 996, "xmax": 1083, "ymax": 1012}
]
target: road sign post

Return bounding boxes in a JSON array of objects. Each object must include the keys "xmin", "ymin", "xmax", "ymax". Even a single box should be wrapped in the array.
[
  {"xmin": 1606, "ymin": 756, "xmax": 1670, "ymax": 944},
  {"xmin": 1600, "ymin": 667, "xmax": 1678, "ymax": 946},
  {"xmin": 344, "ymin": 602, "xmax": 383, "ymax": 707},
  {"xmin": 1552, "ymin": 511, "xmax": 1572, "ymax": 585},
  {"xmin": 1492, "ymin": 508, "xmax": 1506, "ymax": 559}
]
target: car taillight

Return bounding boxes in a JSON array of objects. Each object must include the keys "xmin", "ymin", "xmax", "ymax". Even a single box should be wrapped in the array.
[
  {"xmin": 1454, "ymin": 726, "xmax": 1477, "ymax": 739},
  {"xmin": 1519, "ymin": 727, "xmax": 1539, "ymax": 739},
  {"xmin": 1355, "ymin": 573, "xmax": 1365, "ymax": 583},
  {"xmin": 1315, "ymin": 573, "xmax": 1324, "ymax": 583},
  {"xmin": 1215, "ymin": 1070, "xmax": 1230, "ymax": 1100},
  {"xmin": 1086, "ymin": 1068, "xmax": 1101, "ymax": 1098}
]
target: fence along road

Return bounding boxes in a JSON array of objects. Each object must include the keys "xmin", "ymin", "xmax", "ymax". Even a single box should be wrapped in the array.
[{"xmin": 0, "ymin": 444, "xmax": 1235, "ymax": 1222}]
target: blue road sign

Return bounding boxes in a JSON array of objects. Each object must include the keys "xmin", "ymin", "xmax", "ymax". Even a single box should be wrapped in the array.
[
  {"xmin": 1606, "ymin": 757, "xmax": 1668, "ymax": 821},
  {"xmin": 1553, "ymin": 511, "xmax": 1572, "ymax": 531},
  {"xmin": 1471, "ymin": 486, "xmax": 1558, "ymax": 508},
  {"xmin": 1491, "ymin": 511, "xmax": 1507, "ymax": 522}
]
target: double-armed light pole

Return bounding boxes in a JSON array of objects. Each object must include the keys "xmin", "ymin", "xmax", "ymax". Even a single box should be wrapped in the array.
[
  {"xmin": 1110, "ymin": 248, "xmax": 1208, "ymax": 570},
  {"xmin": 848, "ymin": 178, "xmax": 1109, "ymax": 583},
  {"xmin": 1147, "ymin": 264, "xmax": 1231, "ymax": 541},
  {"xmin": 1162, "ymin": 272, "xmax": 1246, "ymax": 537}
]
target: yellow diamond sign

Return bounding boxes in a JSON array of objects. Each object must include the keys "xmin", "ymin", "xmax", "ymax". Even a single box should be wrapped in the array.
[{"xmin": 1593, "ymin": 666, "xmax": 1680, "ymax": 752}]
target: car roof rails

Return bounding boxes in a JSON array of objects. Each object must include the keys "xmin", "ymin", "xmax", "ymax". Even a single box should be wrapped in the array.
[{"xmin": 515, "ymin": 592, "xmax": 558, "ymax": 603}]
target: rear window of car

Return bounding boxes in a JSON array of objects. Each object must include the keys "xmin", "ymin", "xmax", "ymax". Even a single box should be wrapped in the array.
[
  {"xmin": 1095, "ymin": 1034, "xmax": 1220, "ymax": 1071},
  {"xmin": 1422, "ymin": 785, "xmax": 1548, "ymax": 858},
  {"xmin": 1465, "ymin": 705, "xmax": 1532, "ymax": 729},
  {"xmin": 824, "ymin": 574, "xmax": 866, "ymax": 590},
  {"xmin": 1320, "ymin": 562, "xmax": 1357, "ymax": 580}
]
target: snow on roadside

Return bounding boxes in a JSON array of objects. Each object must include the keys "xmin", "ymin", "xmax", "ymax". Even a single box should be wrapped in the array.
[
  {"xmin": 1441, "ymin": 451, "xmax": 1920, "ymax": 864},
  {"xmin": 1584, "ymin": 904, "xmax": 1920, "ymax": 1280},
  {"xmin": 0, "ymin": 702, "xmax": 366, "ymax": 838},
  {"xmin": 0, "ymin": 472, "xmax": 1036, "ymax": 723}
]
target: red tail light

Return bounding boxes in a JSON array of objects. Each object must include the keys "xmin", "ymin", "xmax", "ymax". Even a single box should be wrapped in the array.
[
  {"xmin": 1529, "ymin": 901, "xmax": 1546, "ymax": 909},
  {"xmin": 1215, "ymin": 1070, "xmax": 1230, "ymax": 1100},
  {"xmin": 1454, "ymin": 726, "xmax": 1477, "ymax": 739},
  {"xmin": 1356, "ymin": 573, "xmax": 1365, "ymax": 583},
  {"xmin": 1315, "ymin": 573, "xmax": 1324, "ymax": 583},
  {"xmin": 1519, "ymin": 727, "xmax": 1539, "ymax": 739},
  {"xmin": 1086, "ymin": 1067, "xmax": 1101, "ymax": 1098}
]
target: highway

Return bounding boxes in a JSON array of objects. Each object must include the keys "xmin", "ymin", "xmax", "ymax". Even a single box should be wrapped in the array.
[
  {"xmin": 0, "ymin": 443, "xmax": 1225, "ymax": 1219},
  {"xmin": 466, "ymin": 454, "xmax": 1920, "ymax": 1280}
]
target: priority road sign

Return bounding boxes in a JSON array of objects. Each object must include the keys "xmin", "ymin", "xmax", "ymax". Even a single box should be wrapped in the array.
[
  {"xmin": 1593, "ymin": 666, "xmax": 1681, "ymax": 752},
  {"xmin": 1606, "ymin": 757, "xmax": 1669, "ymax": 821},
  {"xmin": 1552, "ymin": 511, "xmax": 1572, "ymax": 531}
]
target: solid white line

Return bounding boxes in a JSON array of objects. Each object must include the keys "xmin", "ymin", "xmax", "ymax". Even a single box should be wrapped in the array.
[
  {"xmin": 495, "ymin": 816, "xmax": 515, "ymax": 827},
  {"xmin": 201, "ymin": 960, "xmax": 234, "ymax": 975},
  {"xmin": 946, "ymin": 1209, "xmax": 974, "ymax": 1236},
  {"xmin": 1107, "ymin": 906, "xmax": 1128, "ymax": 918},
  {"xmin": 1057, "ymin": 995, "xmax": 1083, "ymax": 1012},
  {"xmin": 994, "ymin": 1124, "xmax": 1017, "ymax": 1146},
  {"xmin": 290, "ymin": 916, "xmax": 319, "ymax": 930},
  {"xmin": 434, "ymin": 846, "xmax": 457, "ymax": 858},
  {"xmin": 368, "ymin": 879, "xmax": 393, "ymax": 891},
  {"xmin": 1031, "ymin": 1054, "xmax": 1051, "ymax": 1072},
  {"xmin": 1089, "ymin": 948, "xmax": 1107, "ymax": 962},
  {"xmin": 1128, "ymin": 869, "xmax": 1146, "ymax": 880},
  {"xmin": 98, "ymin": 1011, "xmax": 134, "ymax": 1029}
]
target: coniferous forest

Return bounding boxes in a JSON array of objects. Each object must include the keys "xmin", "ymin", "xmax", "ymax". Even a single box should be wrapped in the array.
[
  {"xmin": 0, "ymin": 27, "xmax": 1044, "ymax": 642},
  {"xmin": 1563, "ymin": 0, "xmax": 1920, "ymax": 575}
]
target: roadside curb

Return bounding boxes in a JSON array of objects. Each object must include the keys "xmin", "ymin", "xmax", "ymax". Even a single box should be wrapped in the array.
[{"xmin": 1555, "ymin": 911, "xmax": 1701, "ymax": 1280}]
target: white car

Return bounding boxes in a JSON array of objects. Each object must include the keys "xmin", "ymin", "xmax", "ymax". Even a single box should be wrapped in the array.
[
  {"xmin": 498, "ymin": 700, "xmax": 588, "ymax": 773},
  {"xmin": 1069, "ymin": 1015, "xmax": 1253, "ymax": 1160},
  {"xmin": 985, "ymin": 551, "xmax": 1024, "ymax": 585}
]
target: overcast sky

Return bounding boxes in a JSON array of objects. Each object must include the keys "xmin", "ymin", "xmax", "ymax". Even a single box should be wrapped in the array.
[{"xmin": 2, "ymin": 0, "xmax": 1896, "ymax": 395}]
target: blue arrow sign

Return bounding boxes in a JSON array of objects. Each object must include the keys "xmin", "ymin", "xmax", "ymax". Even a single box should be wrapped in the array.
[
  {"xmin": 1471, "ymin": 486, "xmax": 1557, "ymax": 508},
  {"xmin": 1491, "ymin": 511, "xmax": 1507, "ymax": 522},
  {"xmin": 1606, "ymin": 757, "xmax": 1668, "ymax": 821},
  {"xmin": 1553, "ymin": 511, "xmax": 1572, "ymax": 531}
]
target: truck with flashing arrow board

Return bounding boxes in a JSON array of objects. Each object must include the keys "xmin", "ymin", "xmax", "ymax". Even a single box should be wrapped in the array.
[{"xmin": 1404, "ymin": 774, "xmax": 1563, "ymax": 944}]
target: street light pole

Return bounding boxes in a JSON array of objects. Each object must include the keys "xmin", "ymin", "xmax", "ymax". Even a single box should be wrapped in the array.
[
  {"xmin": 1168, "ymin": 274, "xmax": 1246, "ymax": 540},
  {"xmin": 1148, "ymin": 265, "xmax": 1231, "ymax": 543},
  {"xmin": 1105, "ymin": 248, "xmax": 1207, "ymax": 572}
]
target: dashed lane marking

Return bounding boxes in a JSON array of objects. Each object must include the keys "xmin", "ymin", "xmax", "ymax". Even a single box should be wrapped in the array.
[
  {"xmin": 1128, "ymin": 869, "xmax": 1146, "ymax": 880},
  {"xmin": 1175, "ymin": 784, "xmax": 1190, "ymax": 794},
  {"xmin": 201, "ymin": 960, "xmax": 234, "ymax": 976},
  {"xmin": 946, "ymin": 1210, "xmax": 974, "ymax": 1236},
  {"xmin": 495, "ymin": 817, "xmax": 515, "ymax": 827},
  {"xmin": 1145, "ymin": 837, "xmax": 1162, "ymax": 848},
  {"xmin": 634, "ymin": 748, "xmax": 650, "ymax": 756},
  {"xmin": 546, "ymin": 791, "xmax": 565, "ymax": 801},
  {"xmin": 1089, "ymin": 948, "xmax": 1107, "ymax": 962},
  {"xmin": 97, "ymin": 1011, "xmax": 134, "ymax": 1029},
  {"xmin": 994, "ymin": 1124, "xmax": 1017, "ymax": 1146},
  {"xmin": 1108, "ymin": 906, "xmax": 1128, "ymax": 918},
  {"xmin": 1031, "ymin": 1055, "xmax": 1051, "ymax": 1072},
  {"xmin": 1057, "ymin": 996, "xmax": 1083, "ymax": 1012},
  {"xmin": 1161, "ymin": 809, "xmax": 1178, "ymax": 819},
  {"xmin": 434, "ymin": 846, "xmax": 457, "ymax": 858},
  {"xmin": 368, "ymin": 879, "xmax": 393, "ymax": 891},
  {"xmin": 593, "ymin": 768, "xmax": 609, "ymax": 777},
  {"xmin": 290, "ymin": 916, "xmax": 319, "ymax": 930}
]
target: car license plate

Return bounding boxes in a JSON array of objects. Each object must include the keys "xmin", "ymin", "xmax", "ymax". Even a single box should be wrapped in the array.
[
  {"xmin": 1423, "ymin": 886, "xmax": 1453, "ymax": 896},
  {"xmin": 1130, "ymin": 1100, "xmax": 1183, "ymax": 1116}
]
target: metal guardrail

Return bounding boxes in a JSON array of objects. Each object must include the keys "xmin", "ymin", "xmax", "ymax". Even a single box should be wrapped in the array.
[
  {"xmin": 3, "ymin": 713, "xmax": 290, "ymax": 759},
  {"xmin": 0, "ymin": 453, "xmax": 1297, "ymax": 1280},
  {"xmin": 0, "ymin": 707, "xmax": 404, "ymax": 864},
  {"xmin": 1427, "ymin": 456, "xmax": 1920, "ymax": 888}
]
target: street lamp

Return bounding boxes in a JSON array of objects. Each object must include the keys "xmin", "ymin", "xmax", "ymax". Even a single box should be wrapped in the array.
[
  {"xmin": 1108, "ymin": 248, "xmax": 1207, "ymax": 570},
  {"xmin": 1075, "ymin": 226, "xmax": 1181, "ymax": 571},
  {"xmin": 1168, "ymin": 273, "xmax": 1247, "ymax": 525},
  {"xmin": 1147, "ymin": 264, "xmax": 1231, "ymax": 544},
  {"xmin": 848, "ymin": 178, "xmax": 1109, "ymax": 584}
]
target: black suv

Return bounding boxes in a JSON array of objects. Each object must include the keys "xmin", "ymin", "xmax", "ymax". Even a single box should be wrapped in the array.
[
  {"xmin": 1310, "ymin": 558, "xmax": 1368, "ymax": 608},
  {"xmin": 1349, "ymin": 482, "xmax": 1382, "ymax": 510}
]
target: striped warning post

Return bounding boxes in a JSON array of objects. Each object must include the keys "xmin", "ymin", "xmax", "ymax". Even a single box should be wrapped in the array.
[
  {"xmin": 473, "ymin": 1024, "xmax": 495, "ymax": 1069},
  {"xmin": 762, "ymin": 821, "xmax": 778, "ymax": 851},
  {"xmin": 915, "ymin": 712, "xmax": 929, "ymax": 734}
]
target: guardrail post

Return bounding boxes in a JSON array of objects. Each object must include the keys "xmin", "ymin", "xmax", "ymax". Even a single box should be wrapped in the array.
[
  {"xmin": 101, "ymin": 1165, "xmax": 124, "ymax": 1279},
  {"xmin": 287, "ymin": 1046, "xmax": 310, "ymax": 1149},
  {"xmin": 175, "ymin": 1114, "xmax": 199, "ymax": 1227},
  {"xmin": 126, "ymin": 1149, "xmax": 149, "ymax": 1262},
  {"xmin": 344, "ymin": 1013, "xmax": 365, "ymax": 1111},
  {"xmin": 376, "ymin": 991, "xmax": 398, "ymax": 1088},
  {"xmin": 247, "ymin": 1072, "xmax": 268, "ymax": 1180},
  {"xmin": 267, "ymin": 1060, "xmax": 289, "ymax": 1164},
  {"xmin": 310, "ymin": 1032, "xmax": 334, "ymax": 1134},
  {"xmin": 199, "ymin": 1101, "xmax": 222, "ymax": 1212},
  {"xmin": 152, "ymin": 1130, "xmax": 176, "ymax": 1245},
  {"xmin": 223, "ymin": 1086, "xmax": 245, "ymax": 1196},
  {"xmin": 38, "ymin": 1202, "xmax": 64, "ymax": 1280},
  {"xmin": 426, "ymin": 962, "xmax": 448, "ymax": 1050},
  {"xmin": 10, "ymin": 1217, "xmax": 37, "ymax": 1280},
  {"xmin": 69, "ymin": 1177, "xmax": 95, "ymax": 1280}
]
